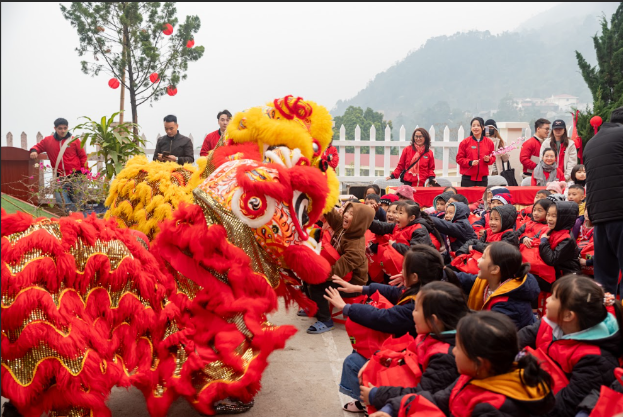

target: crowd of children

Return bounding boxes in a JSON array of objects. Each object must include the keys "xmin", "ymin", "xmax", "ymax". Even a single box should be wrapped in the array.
[{"xmin": 302, "ymin": 179, "xmax": 622, "ymax": 416}]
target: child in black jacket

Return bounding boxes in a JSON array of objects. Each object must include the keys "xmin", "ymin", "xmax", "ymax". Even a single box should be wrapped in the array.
[
  {"xmin": 430, "ymin": 202, "xmax": 477, "ymax": 254},
  {"xmin": 455, "ymin": 204, "xmax": 518, "ymax": 255},
  {"xmin": 539, "ymin": 200, "xmax": 581, "ymax": 281}
]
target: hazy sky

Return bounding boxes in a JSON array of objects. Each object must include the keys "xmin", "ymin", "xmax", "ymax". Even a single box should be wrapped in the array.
[{"xmin": 1, "ymin": 2, "xmax": 560, "ymax": 149}]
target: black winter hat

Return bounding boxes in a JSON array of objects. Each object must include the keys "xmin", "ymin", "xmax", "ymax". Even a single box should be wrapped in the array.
[
  {"xmin": 552, "ymin": 119, "xmax": 566, "ymax": 130},
  {"xmin": 484, "ymin": 119, "xmax": 498, "ymax": 130}
]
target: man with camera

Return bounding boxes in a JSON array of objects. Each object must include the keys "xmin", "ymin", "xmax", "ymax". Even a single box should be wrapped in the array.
[{"xmin": 154, "ymin": 115, "xmax": 194, "ymax": 165}]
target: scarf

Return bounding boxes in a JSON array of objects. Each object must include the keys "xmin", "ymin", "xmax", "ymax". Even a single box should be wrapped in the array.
[
  {"xmin": 532, "ymin": 160, "xmax": 558, "ymax": 186},
  {"xmin": 408, "ymin": 144, "xmax": 426, "ymax": 177}
]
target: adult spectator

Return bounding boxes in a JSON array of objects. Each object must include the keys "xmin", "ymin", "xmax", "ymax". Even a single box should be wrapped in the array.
[
  {"xmin": 583, "ymin": 107, "xmax": 623, "ymax": 295},
  {"xmin": 30, "ymin": 117, "xmax": 87, "ymax": 213},
  {"xmin": 456, "ymin": 117, "xmax": 495, "ymax": 187},
  {"xmin": 200, "ymin": 110, "xmax": 232, "ymax": 156},
  {"xmin": 539, "ymin": 119, "xmax": 577, "ymax": 181},
  {"xmin": 520, "ymin": 118, "xmax": 550, "ymax": 178},
  {"xmin": 386, "ymin": 128, "xmax": 436, "ymax": 186},
  {"xmin": 154, "ymin": 115, "xmax": 194, "ymax": 165},
  {"xmin": 484, "ymin": 119, "xmax": 509, "ymax": 176}
]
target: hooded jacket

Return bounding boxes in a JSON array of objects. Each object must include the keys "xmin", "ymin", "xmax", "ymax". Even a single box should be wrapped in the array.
[
  {"xmin": 457, "ymin": 204, "xmax": 518, "ymax": 255},
  {"xmin": 387, "ymin": 371, "xmax": 555, "ymax": 417},
  {"xmin": 432, "ymin": 191, "xmax": 454, "ymax": 211},
  {"xmin": 584, "ymin": 122, "xmax": 623, "ymax": 224},
  {"xmin": 518, "ymin": 314, "xmax": 622, "ymax": 416},
  {"xmin": 456, "ymin": 135, "xmax": 496, "ymax": 181},
  {"xmin": 457, "ymin": 272, "xmax": 539, "ymax": 329},
  {"xmin": 341, "ymin": 282, "xmax": 417, "ymax": 338},
  {"xmin": 539, "ymin": 201, "xmax": 581, "ymax": 278},
  {"xmin": 431, "ymin": 202, "xmax": 477, "ymax": 252},
  {"xmin": 369, "ymin": 332, "xmax": 460, "ymax": 410},
  {"xmin": 324, "ymin": 203, "xmax": 375, "ymax": 285},
  {"xmin": 369, "ymin": 218, "xmax": 433, "ymax": 255}
]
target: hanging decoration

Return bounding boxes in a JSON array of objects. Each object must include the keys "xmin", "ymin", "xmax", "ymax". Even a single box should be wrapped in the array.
[
  {"xmin": 571, "ymin": 110, "xmax": 583, "ymax": 164},
  {"xmin": 162, "ymin": 23, "xmax": 173, "ymax": 35},
  {"xmin": 149, "ymin": 72, "xmax": 160, "ymax": 83},
  {"xmin": 186, "ymin": 39, "xmax": 195, "ymax": 48},
  {"xmin": 167, "ymin": 86, "xmax": 177, "ymax": 96},
  {"xmin": 108, "ymin": 78, "xmax": 120, "ymax": 89},
  {"xmin": 590, "ymin": 115, "xmax": 603, "ymax": 134}
]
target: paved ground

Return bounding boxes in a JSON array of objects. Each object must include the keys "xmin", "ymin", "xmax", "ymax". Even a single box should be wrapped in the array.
[{"xmin": 1, "ymin": 302, "xmax": 365, "ymax": 417}]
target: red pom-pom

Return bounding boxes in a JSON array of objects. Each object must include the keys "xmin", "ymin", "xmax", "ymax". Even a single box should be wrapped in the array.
[
  {"xmin": 283, "ymin": 245, "xmax": 331, "ymax": 285},
  {"xmin": 590, "ymin": 115, "xmax": 603, "ymax": 134},
  {"xmin": 186, "ymin": 40, "xmax": 195, "ymax": 48},
  {"xmin": 166, "ymin": 86, "xmax": 177, "ymax": 96},
  {"xmin": 149, "ymin": 73, "xmax": 160, "ymax": 83},
  {"xmin": 108, "ymin": 78, "xmax": 120, "ymax": 89},
  {"xmin": 162, "ymin": 23, "xmax": 173, "ymax": 35}
]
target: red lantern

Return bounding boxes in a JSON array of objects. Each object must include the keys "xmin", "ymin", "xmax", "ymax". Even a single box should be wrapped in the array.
[
  {"xmin": 108, "ymin": 78, "xmax": 120, "ymax": 89},
  {"xmin": 149, "ymin": 73, "xmax": 160, "ymax": 83},
  {"xmin": 162, "ymin": 23, "xmax": 173, "ymax": 35},
  {"xmin": 186, "ymin": 39, "xmax": 195, "ymax": 48},
  {"xmin": 590, "ymin": 115, "xmax": 603, "ymax": 134},
  {"xmin": 167, "ymin": 86, "xmax": 177, "ymax": 96}
]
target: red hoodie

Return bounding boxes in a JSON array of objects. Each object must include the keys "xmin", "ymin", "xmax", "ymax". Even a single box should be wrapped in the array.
[{"xmin": 31, "ymin": 135, "xmax": 87, "ymax": 177}]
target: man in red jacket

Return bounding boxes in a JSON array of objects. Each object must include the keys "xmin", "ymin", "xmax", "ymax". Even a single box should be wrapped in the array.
[
  {"xmin": 30, "ymin": 118, "xmax": 88, "ymax": 213},
  {"xmin": 520, "ymin": 118, "xmax": 550, "ymax": 178},
  {"xmin": 200, "ymin": 110, "xmax": 232, "ymax": 156}
]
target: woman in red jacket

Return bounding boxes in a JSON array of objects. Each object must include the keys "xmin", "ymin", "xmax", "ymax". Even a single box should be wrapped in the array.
[
  {"xmin": 387, "ymin": 128, "xmax": 436, "ymax": 186},
  {"xmin": 456, "ymin": 117, "xmax": 495, "ymax": 187}
]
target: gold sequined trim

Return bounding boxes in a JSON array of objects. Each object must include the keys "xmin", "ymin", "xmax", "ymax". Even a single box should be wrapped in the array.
[
  {"xmin": 173, "ymin": 345, "xmax": 188, "ymax": 377},
  {"xmin": 5, "ymin": 219, "xmax": 62, "ymax": 244},
  {"xmin": 68, "ymin": 237, "xmax": 133, "ymax": 272},
  {"xmin": 164, "ymin": 319, "xmax": 180, "ymax": 339},
  {"xmin": 194, "ymin": 188, "xmax": 280, "ymax": 288},
  {"xmin": 1, "ymin": 308, "xmax": 70, "ymax": 343},
  {"xmin": 50, "ymin": 407, "xmax": 92, "ymax": 417},
  {"xmin": 226, "ymin": 313, "xmax": 253, "ymax": 340},
  {"xmin": 2, "ymin": 344, "xmax": 91, "ymax": 386}
]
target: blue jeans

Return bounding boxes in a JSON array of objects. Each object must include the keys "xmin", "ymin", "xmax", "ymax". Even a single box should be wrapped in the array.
[
  {"xmin": 54, "ymin": 182, "xmax": 93, "ymax": 215},
  {"xmin": 339, "ymin": 351, "xmax": 368, "ymax": 400}
]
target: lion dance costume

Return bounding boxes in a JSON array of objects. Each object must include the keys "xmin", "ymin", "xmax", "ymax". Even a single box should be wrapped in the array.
[{"xmin": 1, "ymin": 96, "xmax": 340, "ymax": 416}]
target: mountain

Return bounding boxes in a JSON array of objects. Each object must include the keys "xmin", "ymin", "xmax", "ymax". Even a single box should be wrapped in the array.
[{"xmin": 331, "ymin": 2, "xmax": 620, "ymax": 125}]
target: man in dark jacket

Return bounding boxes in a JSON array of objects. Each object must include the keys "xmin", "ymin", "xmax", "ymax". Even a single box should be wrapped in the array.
[
  {"xmin": 431, "ymin": 202, "xmax": 477, "ymax": 254},
  {"xmin": 154, "ymin": 115, "xmax": 194, "ymax": 165},
  {"xmin": 583, "ymin": 107, "xmax": 623, "ymax": 295}
]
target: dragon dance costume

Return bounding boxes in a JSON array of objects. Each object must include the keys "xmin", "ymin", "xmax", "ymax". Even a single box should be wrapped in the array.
[{"xmin": 1, "ymin": 96, "xmax": 340, "ymax": 416}]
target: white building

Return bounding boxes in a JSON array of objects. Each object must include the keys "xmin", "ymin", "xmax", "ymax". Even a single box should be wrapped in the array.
[{"xmin": 546, "ymin": 94, "xmax": 579, "ymax": 112}]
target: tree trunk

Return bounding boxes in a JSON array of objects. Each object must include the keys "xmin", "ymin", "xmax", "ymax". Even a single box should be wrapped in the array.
[
  {"xmin": 119, "ymin": 31, "xmax": 126, "ymax": 124},
  {"xmin": 123, "ymin": 23, "xmax": 139, "ymax": 138}
]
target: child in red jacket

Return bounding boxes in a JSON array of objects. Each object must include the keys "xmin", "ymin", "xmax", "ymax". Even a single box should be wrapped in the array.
[
  {"xmin": 518, "ymin": 275, "xmax": 623, "ymax": 417},
  {"xmin": 379, "ymin": 311, "xmax": 555, "ymax": 416}
]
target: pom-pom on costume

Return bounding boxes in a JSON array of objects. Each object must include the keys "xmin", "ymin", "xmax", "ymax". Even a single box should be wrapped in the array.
[{"xmin": 2, "ymin": 96, "xmax": 340, "ymax": 416}]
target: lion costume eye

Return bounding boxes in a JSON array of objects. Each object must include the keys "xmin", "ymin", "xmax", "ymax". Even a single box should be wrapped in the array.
[{"xmin": 231, "ymin": 189, "xmax": 276, "ymax": 228}]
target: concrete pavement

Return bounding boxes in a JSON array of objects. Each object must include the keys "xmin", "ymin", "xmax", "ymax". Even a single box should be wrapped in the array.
[{"xmin": 1, "ymin": 302, "xmax": 366, "ymax": 417}]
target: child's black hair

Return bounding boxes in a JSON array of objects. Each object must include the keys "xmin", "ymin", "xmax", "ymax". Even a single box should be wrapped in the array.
[
  {"xmin": 395, "ymin": 201, "xmax": 421, "ymax": 221},
  {"xmin": 418, "ymin": 281, "xmax": 470, "ymax": 335},
  {"xmin": 487, "ymin": 241, "xmax": 531, "ymax": 281},
  {"xmin": 449, "ymin": 194, "xmax": 469, "ymax": 205},
  {"xmin": 444, "ymin": 186, "xmax": 458, "ymax": 194},
  {"xmin": 534, "ymin": 198, "xmax": 552, "ymax": 212},
  {"xmin": 365, "ymin": 193, "xmax": 381, "ymax": 203},
  {"xmin": 402, "ymin": 244, "xmax": 462, "ymax": 299},
  {"xmin": 366, "ymin": 184, "xmax": 381, "ymax": 195},
  {"xmin": 570, "ymin": 164, "xmax": 586, "ymax": 185},
  {"xmin": 536, "ymin": 189, "xmax": 551, "ymax": 197},
  {"xmin": 457, "ymin": 311, "xmax": 552, "ymax": 389},
  {"xmin": 568, "ymin": 184, "xmax": 585, "ymax": 194},
  {"xmin": 552, "ymin": 275, "xmax": 623, "ymax": 332}
]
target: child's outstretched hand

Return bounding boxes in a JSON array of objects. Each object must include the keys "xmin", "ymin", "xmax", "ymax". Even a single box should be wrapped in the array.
[
  {"xmin": 522, "ymin": 237, "xmax": 532, "ymax": 249},
  {"xmin": 389, "ymin": 273, "xmax": 404, "ymax": 287},
  {"xmin": 360, "ymin": 382, "xmax": 375, "ymax": 405},
  {"xmin": 358, "ymin": 360, "xmax": 369, "ymax": 385},
  {"xmin": 324, "ymin": 287, "xmax": 346, "ymax": 310},
  {"xmin": 332, "ymin": 276, "xmax": 360, "ymax": 293}
]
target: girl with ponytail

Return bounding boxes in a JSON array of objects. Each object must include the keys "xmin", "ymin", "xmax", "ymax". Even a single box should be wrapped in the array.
[
  {"xmin": 374, "ymin": 311, "xmax": 555, "ymax": 417},
  {"xmin": 456, "ymin": 241, "xmax": 540, "ymax": 329},
  {"xmin": 518, "ymin": 275, "xmax": 623, "ymax": 416}
]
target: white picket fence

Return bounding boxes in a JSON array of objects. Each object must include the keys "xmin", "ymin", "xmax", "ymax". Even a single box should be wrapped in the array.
[{"xmin": 8, "ymin": 123, "xmax": 573, "ymax": 190}]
